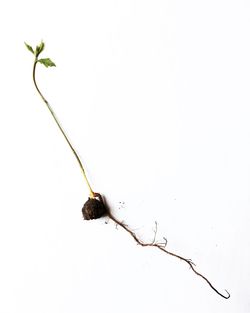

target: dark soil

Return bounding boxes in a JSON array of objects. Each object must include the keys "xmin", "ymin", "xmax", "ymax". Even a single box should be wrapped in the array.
[{"xmin": 82, "ymin": 197, "xmax": 108, "ymax": 220}]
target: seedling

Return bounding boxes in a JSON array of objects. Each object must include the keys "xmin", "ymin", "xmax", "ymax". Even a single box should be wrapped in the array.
[{"xmin": 25, "ymin": 41, "xmax": 230, "ymax": 299}]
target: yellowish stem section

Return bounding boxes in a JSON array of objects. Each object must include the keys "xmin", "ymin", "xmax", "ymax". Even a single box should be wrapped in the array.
[{"xmin": 32, "ymin": 59, "xmax": 95, "ymax": 198}]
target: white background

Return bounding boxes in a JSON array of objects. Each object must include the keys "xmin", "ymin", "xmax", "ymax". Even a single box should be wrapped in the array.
[{"xmin": 0, "ymin": 0, "xmax": 250, "ymax": 312}]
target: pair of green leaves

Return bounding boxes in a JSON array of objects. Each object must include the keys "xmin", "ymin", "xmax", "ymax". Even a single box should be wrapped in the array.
[{"xmin": 25, "ymin": 41, "xmax": 56, "ymax": 68}]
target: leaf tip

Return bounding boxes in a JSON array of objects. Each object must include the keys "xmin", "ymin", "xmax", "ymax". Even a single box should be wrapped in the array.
[
  {"xmin": 35, "ymin": 40, "xmax": 45, "ymax": 57},
  {"xmin": 24, "ymin": 42, "xmax": 34, "ymax": 54}
]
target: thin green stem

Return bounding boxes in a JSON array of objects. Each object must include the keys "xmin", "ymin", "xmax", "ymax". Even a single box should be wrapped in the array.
[{"xmin": 32, "ymin": 58, "xmax": 95, "ymax": 198}]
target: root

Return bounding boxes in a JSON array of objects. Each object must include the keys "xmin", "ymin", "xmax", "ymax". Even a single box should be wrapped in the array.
[
  {"xmin": 94, "ymin": 193, "xmax": 230, "ymax": 299},
  {"xmin": 108, "ymin": 211, "xmax": 230, "ymax": 299}
]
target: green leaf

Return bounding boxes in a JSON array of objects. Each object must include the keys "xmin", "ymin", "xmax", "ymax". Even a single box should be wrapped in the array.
[
  {"xmin": 35, "ymin": 41, "xmax": 45, "ymax": 57},
  {"xmin": 24, "ymin": 42, "xmax": 34, "ymax": 54},
  {"xmin": 38, "ymin": 58, "xmax": 56, "ymax": 68}
]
